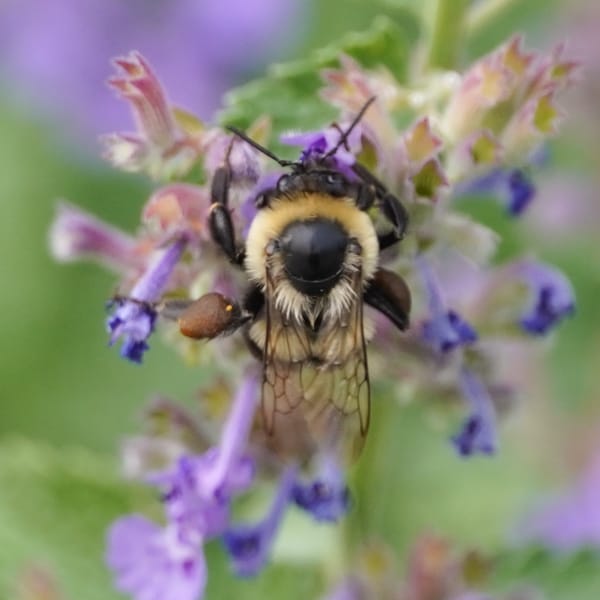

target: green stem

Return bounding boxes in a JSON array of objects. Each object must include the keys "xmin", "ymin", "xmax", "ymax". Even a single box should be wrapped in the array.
[
  {"xmin": 466, "ymin": 0, "xmax": 521, "ymax": 35},
  {"xmin": 427, "ymin": 0, "xmax": 469, "ymax": 71}
]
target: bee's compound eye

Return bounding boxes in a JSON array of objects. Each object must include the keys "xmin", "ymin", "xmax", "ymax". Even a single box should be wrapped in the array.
[
  {"xmin": 276, "ymin": 175, "xmax": 292, "ymax": 193},
  {"xmin": 321, "ymin": 171, "xmax": 348, "ymax": 196}
]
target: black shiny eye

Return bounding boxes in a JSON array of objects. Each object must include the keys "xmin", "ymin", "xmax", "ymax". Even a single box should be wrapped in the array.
[
  {"xmin": 280, "ymin": 218, "xmax": 348, "ymax": 296},
  {"xmin": 320, "ymin": 171, "xmax": 348, "ymax": 197},
  {"xmin": 276, "ymin": 175, "xmax": 292, "ymax": 193}
]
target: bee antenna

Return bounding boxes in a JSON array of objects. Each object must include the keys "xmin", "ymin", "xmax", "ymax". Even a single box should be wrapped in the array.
[
  {"xmin": 226, "ymin": 126, "xmax": 295, "ymax": 168},
  {"xmin": 322, "ymin": 96, "xmax": 376, "ymax": 161}
]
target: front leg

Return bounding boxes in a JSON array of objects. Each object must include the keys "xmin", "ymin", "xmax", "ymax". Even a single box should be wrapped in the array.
[
  {"xmin": 352, "ymin": 163, "xmax": 409, "ymax": 249},
  {"xmin": 209, "ymin": 165, "xmax": 245, "ymax": 266},
  {"xmin": 364, "ymin": 268, "xmax": 411, "ymax": 331}
]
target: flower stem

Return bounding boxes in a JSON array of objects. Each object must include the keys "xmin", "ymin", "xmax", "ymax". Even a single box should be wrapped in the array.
[
  {"xmin": 466, "ymin": 0, "xmax": 521, "ymax": 35},
  {"xmin": 427, "ymin": 0, "xmax": 469, "ymax": 70}
]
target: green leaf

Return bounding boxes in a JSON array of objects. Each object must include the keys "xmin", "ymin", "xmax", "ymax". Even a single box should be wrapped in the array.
[
  {"xmin": 492, "ymin": 547, "xmax": 600, "ymax": 600},
  {"xmin": 0, "ymin": 437, "xmax": 132, "ymax": 600},
  {"xmin": 218, "ymin": 14, "xmax": 420, "ymax": 153}
]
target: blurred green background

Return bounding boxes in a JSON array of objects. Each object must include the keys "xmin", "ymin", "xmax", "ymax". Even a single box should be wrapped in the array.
[{"xmin": 1, "ymin": 0, "xmax": 600, "ymax": 599}]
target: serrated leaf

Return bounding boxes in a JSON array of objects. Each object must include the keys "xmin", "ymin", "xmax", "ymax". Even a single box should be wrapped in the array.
[{"xmin": 218, "ymin": 14, "xmax": 420, "ymax": 153}]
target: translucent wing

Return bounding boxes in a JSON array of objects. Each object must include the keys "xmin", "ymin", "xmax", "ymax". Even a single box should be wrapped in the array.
[{"xmin": 261, "ymin": 269, "xmax": 370, "ymax": 464}]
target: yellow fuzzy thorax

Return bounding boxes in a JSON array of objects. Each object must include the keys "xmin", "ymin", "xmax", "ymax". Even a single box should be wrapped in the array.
[
  {"xmin": 244, "ymin": 192, "xmax": 379, "ymax": 324},
  {"xmin": 245, "ymin": 192, "xmax": 379, "ymax": 286}
]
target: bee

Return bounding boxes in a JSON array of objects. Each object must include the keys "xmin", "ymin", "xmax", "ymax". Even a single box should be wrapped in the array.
[{"xmin": 175, "ymin": 98, "xmax": 411, "ymax": 463}]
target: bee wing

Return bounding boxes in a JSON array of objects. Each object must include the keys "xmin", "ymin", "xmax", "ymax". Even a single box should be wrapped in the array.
[{"xmin": 261, "ymin": 270, "xmax": 370, "ymax": 463}]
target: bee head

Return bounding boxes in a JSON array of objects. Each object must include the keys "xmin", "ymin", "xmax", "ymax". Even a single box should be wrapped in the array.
[{"xmin": 278, "ymin": 218, "xmax": 349, "ymax": 296}]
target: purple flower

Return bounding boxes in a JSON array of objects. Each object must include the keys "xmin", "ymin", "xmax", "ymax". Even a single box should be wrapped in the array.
[
  {"xmin": 108, "ymin": 237, "xmax": 187, "ymax": 362},
  {"xmin": 513, "ymin": 260, "xmax": 575, "ymax": 335},
  {"xmin": 461, "ymin": 168, "xmax": 536, "ymax": 216},
  {"xmin": 107, "ymin": 370, "xmax": 259, "ymax": 598},
  {"xmin": 109, "ymin": 52, "xmax": 176, "ymax": 149},
  {"xmin": 223, "ymin": 466, "xmax": 296, "ymax": 577},
  {"xmin": 157, "ymin": 454, "xmax": 231, "ymax": 539},
  {"xmin": 0, "ymin": 0, "xmax": 303, "ymax": 137},
  {"xmin": 292, "ymin": 457, "xmax": 350, "ymax": 522},
  {"xmin": 49, "ymin": 202, "xmax": 141, "ymax": 273},
  {"xmin": 523, "ymin": 451, "xmax": 600, "ymax": 551},
  {"xmin": 452, "ymin": 369, "xmax": 498, "ymax": 457},
  {"xmin": 281, "ymin": 122, "xmax": 363, "ymax": 178},
  {"xmin": 107, "ymin": 516, "xmax": 206, "ymax": 600},
  {"xmin": 154, "ymin": 373, "xmax": 259, "ymax": 533},
  {"xmin": 194, "ymin": 372, "xmax": 258, "ymax": 499},
  {"xmin": 416, "ymin": 255, "xmax": 478, "ymax": 354}
]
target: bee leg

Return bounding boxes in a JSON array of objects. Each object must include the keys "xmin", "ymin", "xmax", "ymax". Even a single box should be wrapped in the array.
[
  {"xmin": 379, "ymin": 192, "xmax": 408, "ymax": 245},
  {"xmin": 364, "ymin": 268, "xmax": 411, "ymax": 331},
  {"xmin": 351, "ymin": 163, "xmax": 408, "ymax": 249},
  {"xmin": 164, "ymin": 292, "xmax": 251, "ymax": 340},
  {"xmin": 241, "ymin": 284, "xmax": 265, "ymax": 361},
  {"xmin": 209, "ymin": 165, "xmax": 246, "ymax": 266}
]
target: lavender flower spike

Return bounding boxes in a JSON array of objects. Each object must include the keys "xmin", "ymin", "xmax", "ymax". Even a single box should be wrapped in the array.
[
  {"xmin": 223, "ymin": 465, "xmax": 297, "ymax": 577},
  {"xmin": 515, "ymin": 260, "xmax": 575, "ymax": 335},
  {"xmin": 416, "ymin": 255, "xmax": 478, "ymax": 354},
  {"xmin": 108, "ymin": 237, "xmax": 187, "ymax": 362},
  {"xmin": 107, "ymin": 516, "xmax": 206, "ymax": 600},
  {"xmin": 292, "ymin": 455, "xmax": 350, "ymax": 522},
  {"xmin": 49, "ymin": 202, "xmax": 140, "ymax": 273},
  {"xmin": 196, "ymin": 371, "xmax": 259, "ymax": 500},
  {"xmin": 452, "ymin": 368, "xmax": 498, "ymax": 457}
]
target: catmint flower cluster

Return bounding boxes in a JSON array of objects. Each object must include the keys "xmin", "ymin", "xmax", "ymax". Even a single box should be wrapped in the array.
[{"xmin": 50, "ymin": 35, "xmax": 577, "ymax": 600}]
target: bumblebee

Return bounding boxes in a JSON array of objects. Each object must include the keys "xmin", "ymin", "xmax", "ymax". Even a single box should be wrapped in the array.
[{"xmin": 176, "ymin": 98, "xmax": 411, "ymax": 462}]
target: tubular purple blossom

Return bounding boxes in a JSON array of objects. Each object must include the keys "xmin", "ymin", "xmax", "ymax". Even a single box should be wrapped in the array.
[
  {"xmin": 107, "ymin": 516, "xmax": 206, "ymax": 600},
  {"xmin": 514, "ymin": 260, "xmax": 575, "ymax": 335},
  {"xmin": 195, "ymin": 371, "xmax": 259, "ymax": 500},
  {"xmin": 109, "ymin": 51, "xmax": 176, "ymax": 148},
  {"xmin": 157, "ymin": 454, "xmax": 231, "ymax": 538},
  {"xmin": 459, "ymin": 168, "xmax": 536, "ymax": 216},
  {"xmin": 416, "ymin": 255, "xmax": 478, "ymax": 354},
  {"xmin": 292, "ymin": 456, "xmax": 350, "ymax": 522},
  {"xmin": 107, "ymin": 237, "xmax": 187, "ymax": 362},
  {"xmin": 281, "ymin": 122, "xmax": 363, "ymax": 178},
  {"xmin": 222, "ymin": 465, "xmax": 297, "ymax": 577},
  {"xmin": 452, "ymin": 368, "xmax": 498, "ymax": 457},
  {"xmin": 49, "ymin": 202, "xmax": 141, "ymax": 272}
]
